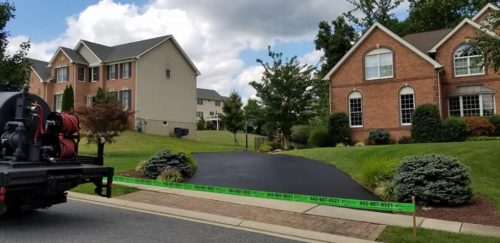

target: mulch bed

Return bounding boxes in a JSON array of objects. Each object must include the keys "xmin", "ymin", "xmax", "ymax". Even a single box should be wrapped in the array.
[
  {"xmin": 117, "ymin": 171, "xmax": 148, "ymax": 179},
  {"xmin": 412, "ymin": 197, "xmax": 500, "ymax": 227}
]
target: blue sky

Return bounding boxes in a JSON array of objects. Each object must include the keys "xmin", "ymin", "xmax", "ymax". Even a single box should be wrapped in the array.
[{"xmin": 6, "ymin": 0, "xmax": 408, "ymax": 101}]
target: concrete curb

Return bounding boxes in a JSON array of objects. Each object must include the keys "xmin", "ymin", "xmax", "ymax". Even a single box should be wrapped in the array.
[
  {"xmin": 112, "ymin": 181, "xmax": 500, "ymax": 238},
  {"xmin": 68, "ymin": 192, "xmax": 376, "ymax": 243}
]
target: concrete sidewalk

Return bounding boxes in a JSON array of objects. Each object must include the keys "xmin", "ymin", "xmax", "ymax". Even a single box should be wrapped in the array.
[{"xmin": 76, "ymin": 181, "xmax": 500, "ymax": 241}]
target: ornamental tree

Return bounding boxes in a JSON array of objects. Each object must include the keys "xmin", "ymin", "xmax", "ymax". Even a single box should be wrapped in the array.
[{"xmin": 250, "ymin": 47, "xmax": 315, "ymax": 150}]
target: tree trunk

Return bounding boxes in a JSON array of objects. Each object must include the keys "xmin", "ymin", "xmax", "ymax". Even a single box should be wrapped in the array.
[
  {"xmin": 283, "ymin": 134, "xmax": 290, "ymax": 150},
  {"xmin": 233, "ymin": 132, "xmax": 239, "ymax": 146}
]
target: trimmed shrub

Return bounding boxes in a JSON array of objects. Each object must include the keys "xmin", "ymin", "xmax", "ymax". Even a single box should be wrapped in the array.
[
  {"xmin": 411, "ymin": 104, "xmax": 442, "ymax": 143},
  {"xmin": 467, "ymin": 136, "xmax": 500, "ymax": 141},
  {"xmin": 487, "ymin": 115, "xmax": 500, "ymax": 136},
  {"xmin": 143, "ymin": 150, "xmax": 194, "ymax": 179},
  {"xmin": 308, "ymin": 127, "xmax": 330, "ymax": 147},
  {"xmin": 442, "ymin": 117, "xmax": 469, "ymax": 142},
  {"xmin": 267, "ymin": 141, "xmax": 283, "ymax": 150},
  {"xmin": 393, "ymin": 154, "xmax": 473, "ymax": 206},
  {"xmin": 135, "ymin": 160, "xmax": 147, "ymax": 173},
  {"xmin": 397, "ymin": 136, "xmax": 413, "ymax": 144},
  {"xmin": 157, "ymin": 168, "xmax": 183, "ymax": 182},
  {"xmin": 290, "ymin": 125, "xmax": 311, "ymax": 145},
  {"xmin": 258, "ymin": 143, "xmax": 272, "ymax": 153},
  {"xmin": 368, "ymin": 128, "xmax": 391, "ymax": 145},
  {"xmin": 359, "ymin": 158, "xmax": 399, "ymax": 187},
  {"xmin": 463, "ymin": 116, "xmax": 495, "ymax": 136},
  {"xmin": 328, "ymin": 112, "xmax": 353, "ymax": 146},
  {"xmin": 197, "ymin": 118, "xmax": 206, "ymax": 130}
]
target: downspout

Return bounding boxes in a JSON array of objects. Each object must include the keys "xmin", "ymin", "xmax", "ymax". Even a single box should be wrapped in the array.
[{"xmin": 437, "ymin": 68, "xmax": 444, "ymax": 119}]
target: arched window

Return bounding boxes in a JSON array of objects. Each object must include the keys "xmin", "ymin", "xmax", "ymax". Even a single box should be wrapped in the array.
[
  {"xmin": 454, "ymin": 44, "xmax": 484, "ymax": 76},
  {"xmin": 365, "ymin": 48, "xmax": 393, "ymax": 80},
  {"xmin": 348, "ymin": 91, "xmax": 363, "ymax": 127},
  {"xmin": 400, "ymin": 87, "xmax": 415, "ymax": 125}
]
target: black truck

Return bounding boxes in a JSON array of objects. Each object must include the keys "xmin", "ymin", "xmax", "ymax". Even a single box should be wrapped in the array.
[{"xmin": 0, "ymin": 87, "xmax": 113, "ymax": 215}]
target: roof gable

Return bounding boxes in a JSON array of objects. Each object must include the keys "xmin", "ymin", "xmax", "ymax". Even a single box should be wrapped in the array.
[
  {"xmin": 403, "ymin": 28, "xmax": 452, "ymax": 53},
  {"xmin": 429, "ymin": 18, "xmax": 498, "ymax": 53},
  {"xmin": 322, "ymin": 23, "xmax": 443, "ymax": 80},
  {"xmin": 472, "ymin": 3, "xmax": 499, "ymax": 21},
  {"xmin": 29, "ymin": 58, "xmax": 51, "ymax": 81},
  {"xmin": 47, "ymin": 47, "xmax": 74, "ymax": 67}
]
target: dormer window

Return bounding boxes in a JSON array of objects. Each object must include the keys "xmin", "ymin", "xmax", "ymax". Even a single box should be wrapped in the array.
[
  {"xmin": 454, "ymin": 44, "xmax": 484, "ymax": 77},
  {"xmin": 365, "ymin": 48, "xmax": 393, "ymax": 80}
]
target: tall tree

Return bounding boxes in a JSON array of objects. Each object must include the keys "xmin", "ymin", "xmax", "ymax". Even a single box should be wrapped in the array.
[
  {"xmin": 344, "ymin": 0, "xmax": 403, "ymax": 32},
  {"xmin": 221, "ymin": 91, "xmax": 245, "ymax": 146},
  {"xmin": 471, "ymin": 9, "xmax": 500, "ymax": 72},
  {"xmin": 0, "ymin": 2, "xmax": 31, "ymax": 88},
  {"xmin": 250, "ymin": 47, "xmax": 315, "ymax": 149},
  {"xmin": 314, "ymin": 16, "xmax": 358, "ymax": 119},
  {"xmin": 402, "ymin": 0, "xmax": 499, "ymax": 34},
  {"xmin": 61, "ymin": 85, "xmax": 74, "ymax": 112},
  {"xmin": 243, "ymin": 98, "xmax": 265, "ymax": 134}
]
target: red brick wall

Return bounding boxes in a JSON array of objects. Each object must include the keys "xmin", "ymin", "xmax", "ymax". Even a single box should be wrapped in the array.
[
  {"xmin": 329, "ymin": 27, "xmax": 438, "ymax": 142},
  {"xmin": 435, "ymin": 24, "xmax": 500, "ymax": 118}
]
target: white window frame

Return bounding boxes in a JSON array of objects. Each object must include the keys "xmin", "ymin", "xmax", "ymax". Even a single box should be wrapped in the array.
[
  {"xmin": 86, "ymin": 95, "xmax": 94, "ymax": 107},
  {"xmin": 107, "ymin": 64, "xmax": 117, "ymax": 80},
  {"xmin": 120, "ymin": 89, "xmax": 131, "ymax": 111},
  {"xmin": 120, "ymin": 62, "xmax": 131, "ymax": 79},
  {"xmin": 197, "ymin": 99, "xmax": 203, "ymax": 105},
  {"xmin": 215, "ymin": 100, "xmax": 221, "ymax": 107},
  {"xmin": 54, "ymin": 93, "xmax": 63, "ymax": 112},
  {"xmin": 55, "ymin": 66, "xmax": 69, "ymax": 83},
  {"xmin": 365, "ymin": 48, "xmax": 393, "ymax": 80},
  {"xmin": 77, "ymin": 67, "xmax": 85, "ymax": 82},
  {"xmin": 454, "ymin": 44, "xmax": 485, "ymax": 77},
  {"xmin": 348, "ymin": 91, "xmax": 363, "ymax": 128},
  {"xmin": 90, "ymin": 66, "xmax": 99, "ymax": 82},
  {"xmin": 448, "ymin": 94, "xmax": 496, "ymax": 117},
  {"xmin": 399, "ymin": 87, "xmax": 415, "ymax": 126}
]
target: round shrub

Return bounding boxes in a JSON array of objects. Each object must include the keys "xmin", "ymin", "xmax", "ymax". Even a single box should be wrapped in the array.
[
  {"xmin": 328, "ymin": 112, "xmax": 353, "ymax": 146},
  {"xmin": 143, "ymin": 150, "xmax": 194, "ymax": 179},
  {"xmin": 258, "ymin": 143, "xmax": 272, "ymax": 153},
  {"xmin": 290, "ymin": 125, "xmax": 311, "ymax": 145},
  {"xmin": 308, "ymin": 127, "xmax": 330, "ymax": 147},
  {"xmin": 411, "ymin": 104, "xmax": 442, "ymax": 143},
  {"xmin": 463, "ymin": 116, "xmax": 495, "ymax": 136},
  {"xmin": 487, "ymin": 115, "xmax": 500, "ymax": 136},
  {"xmin": 368, "ymin": 128, "xmax": 391, "ymax": 145},
  {"xmin": 393, "ymin": 154, "xmax": 473, "ymax": 206},
  {"xmin": 442, "ymin": 117, "xmax": 469, "ymax": 142}
]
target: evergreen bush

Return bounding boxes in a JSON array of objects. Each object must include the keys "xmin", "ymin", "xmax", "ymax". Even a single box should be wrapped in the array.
[
  {"xmin": 61, "ymin": 85, "xmax": 74, "ymax": 112},
  {"xmin": 442, "ymin": 117, "xmax": 469, "ymax": 142},
  {"xmin": 327, "ymin": 112, "xmax": 353, "ymax": 146},
  {"xmin": 368, "ymin": 128, "xmax": 391, "ymax": 145},
  {"xmin": 411, "ymin": 104, "xmax": 442, "ymax": 143},
  {"xmin": 290, "ymin": 125, "xmax": 311, "ymax": 145},
  {"xmin": 308, "ymin": 127, "xmax": 330, "ymax": 147},
  {"xmin": 143, "ymin": 150, "xmax": 194, "ymax": 179},
  {"xmin": 393, "ymin": 154, "xmax": 473, "ymax": 205},
  {"xmin": 488, "ymin": 115, "xmax": 500, "ymax": 136}
]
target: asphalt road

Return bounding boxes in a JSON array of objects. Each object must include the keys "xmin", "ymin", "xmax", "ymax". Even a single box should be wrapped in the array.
[
  {"xmin": 189, "ymin": 151, "xmax": 378, "ymax": 200},
  {"xmin": 0, "ymin": 200, "xmax": 298, "ymax": 243}
]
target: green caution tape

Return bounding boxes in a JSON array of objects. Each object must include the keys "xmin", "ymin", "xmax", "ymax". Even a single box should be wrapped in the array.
[{"xmin": 113, "ymin": 176, "xmax": 415, "ymax": 213}]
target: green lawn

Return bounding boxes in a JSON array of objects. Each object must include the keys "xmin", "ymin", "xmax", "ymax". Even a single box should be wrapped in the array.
[
  {"xmin": 379, "ymin": 226, "xmax": 500, "ymax": 243},
  {"xmin": 72, "ymin": 183, "xmax": 140, "ymax": 197},
  {"xmin": 79, "ymin": 130, "xmax": 250, "ymax": 173},
  {"xmin": 285, "ymin": 140, "xmax": 500, "ymax": 210},
  {"xmin": 196, "ymin": 130, "xmax": 264, "ymax": 151}
]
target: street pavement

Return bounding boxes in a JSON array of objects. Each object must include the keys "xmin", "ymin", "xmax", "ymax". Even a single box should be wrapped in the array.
[
  {"xmin": 189, "ymin": 151, "xmax": 378, "ymax": 200},
  {"xmin": 0, "ymin": 200, "xmax": 299, "ymax": 243}
]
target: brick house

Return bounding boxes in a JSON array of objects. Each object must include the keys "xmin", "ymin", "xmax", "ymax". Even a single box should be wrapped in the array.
[
  {"xmin": 323, "ymin": 3, "xmax": 499, "ymax": 142},
  {"xmin": 196, "ymin": 88, "xmax": 226, "ymax": 130},
  {"xmin": 29, "ymin": 35, "xmax": 200, "ymax": 138}
]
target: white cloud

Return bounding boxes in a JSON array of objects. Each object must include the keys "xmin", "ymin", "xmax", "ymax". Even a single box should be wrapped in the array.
[{"xmin": 7, "ymin": 0, "xmax": 352, "ymax": 100}]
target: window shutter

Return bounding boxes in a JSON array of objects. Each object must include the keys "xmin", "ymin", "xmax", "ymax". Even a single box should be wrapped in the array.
[
  {"xmin": 119, "ymin": 63, "xmax": 123, "ymax": 79},
  {"xmin": 128, "ymin": 62, "xmax": 132, "ymax": 77},
  {"xmin": 127, "ymin": 90, "xmax": 132, "ymax": 110}
]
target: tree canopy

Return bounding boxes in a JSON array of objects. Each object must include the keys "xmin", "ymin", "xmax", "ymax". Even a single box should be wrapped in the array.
[
  {"xmin": 61, "ymin": 85, "xmax": 74, "ymax": 112},
  {"xmin": 221, "ymin": 91, "xmax": 245, "ymax": 145},
  {"xmin": 344, "ymin": 0, "xmax": 404, "ymax": 32},
  {"xmin": 250, "ymin": 47, "xmax": 315, "ymax": 149},
  {"xmin": 0, "ymin": 2, "xmax": 31, "ymax": 88}
]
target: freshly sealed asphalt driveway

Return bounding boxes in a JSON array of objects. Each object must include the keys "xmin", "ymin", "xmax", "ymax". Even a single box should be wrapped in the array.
[{"xmin": 188, "ymin": 151, "xmax": 378, "ymax": 200}]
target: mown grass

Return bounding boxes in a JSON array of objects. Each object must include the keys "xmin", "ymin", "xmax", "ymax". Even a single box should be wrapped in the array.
[
  {"xmin": 379, "ymin": 226, "xmax": 500, "ymax": 243},
  {"xmin": 285, "ymin": 140, "xmax": 500, "ymax": 210},
  {"xmin": 196, "ymin": 130, "xmax": 264, "ymax": 151},
  {"xmin": 72, "ymin": 184, "xmax": 140, "ymax": 197}
]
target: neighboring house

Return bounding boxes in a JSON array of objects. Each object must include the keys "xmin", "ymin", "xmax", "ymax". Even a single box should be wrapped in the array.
[
  {"xmin": 29, "ymin": 35, "xmax": 200, "ymax": 138},
  {"xmin": 196, "ymin": 88, "xmax": 226, "ymax": 130},
  {"xmin": 323, "ymin": 3, "xmax": 499, "ymax": 142}
]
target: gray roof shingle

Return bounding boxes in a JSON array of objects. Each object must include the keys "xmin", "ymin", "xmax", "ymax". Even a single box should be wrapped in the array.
[
  {"xmin": 28, "ymin": 58, "xmax": 51, "ymax": 80},
  {"xmin": 197, "ymin": 88, "xmax": 224, "ymax": 101},
  {"xmin": 403, "ymin": 28, "xmax": 452, "ymax": 53},
  {"xmin": 60, "ymin": 47, "xmax": 88, "ymax": 64}
]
